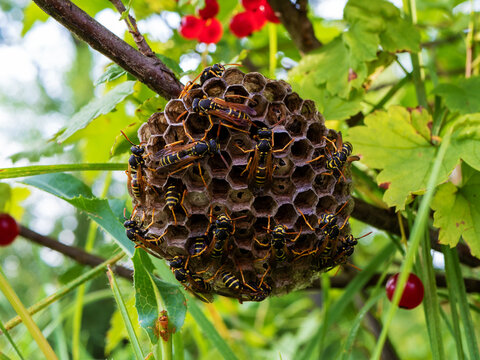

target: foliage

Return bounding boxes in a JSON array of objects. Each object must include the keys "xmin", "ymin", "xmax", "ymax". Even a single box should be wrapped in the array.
[{"xmin": 0, "ymin": 0, "xmax": 479, "ymax": 359}]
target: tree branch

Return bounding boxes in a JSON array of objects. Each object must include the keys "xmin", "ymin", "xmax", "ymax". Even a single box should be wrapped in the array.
[
  {"xmin": 32, "ymin": 0, "xmax": 182, "ymax": 99},
  {"xmin": 352, "ymin": 197, "xmax": 480, "ymax": 268},
  {"xmin": 267, "ymin": 0, "xmax": 322, "ymax": 53},
  {"xmin": 19, "ymin": 225, "xmax": 133, "ymax": 280}
]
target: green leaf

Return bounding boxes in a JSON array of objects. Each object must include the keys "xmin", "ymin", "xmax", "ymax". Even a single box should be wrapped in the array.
[
  {"xmin": 380, "ymin": 17, "xmax": 421, "ymax": 53},
  {"xmin": 449, "ymin": 114, "xmax": 480, "ymax": 171},
  {"xmin": 432, "ymin": 77, "xmax": 480, "ymax": 114},
  {"xmin": 21, "ymin": 2, "xmax": 49, "ymax": 35},
  {"xmin": 21, "ymin": 173, "xmax": 134, "ymax": 256},
  {"xmin": 55, "ymin": 81, "xmax": 136, "ymax": 143},
  {"xmin": 431, "ymin": 164, "xmax": 480, "ymax": 257},
  {"xmin": 348, "ymin": 106, "xmax": 458, "ymax": 210},
  {"xmin": 135, "ymin": 95, "xmax": 168, "ymax": 122},
  {"xmin": 155, "ymin": 54, "xmax": 184, "ymax": 78},
  {"xmin": 9, "ymin": 142, "xmax": 65, "ymax": 163},
  {"xmin": 343, "ymin": 23, "xmax": 379, "ymax": 63},
  {"xmin": 133, "ymin": 250, "xmax": 186, "ymax": 343},
  {"xmin": 107, "ymin": 267, "xmax": 144, "ymax": 360},
  {"xmin": 0, "ymin": 163, "xmax": 125, "ymax": 179},
  {"xmin": 94, "ymin": 64, "xmax": 127, "ymax": 86}
]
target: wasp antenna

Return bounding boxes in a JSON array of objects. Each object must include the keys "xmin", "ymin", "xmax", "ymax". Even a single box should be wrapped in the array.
[{"xmin": 120, "ymin": 130, "xmax": 136, "ymax": 146}]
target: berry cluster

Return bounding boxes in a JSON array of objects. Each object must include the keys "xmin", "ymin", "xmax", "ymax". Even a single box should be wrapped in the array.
[
  {"xmin": 230, "ymin": 0, "xmax": 280, "ymax": 38},
  {"xmin": 179, "ymin": 0, "xmax": 280, "ymax": 43},
  {"xmin": 179, "ymin": 0, "xmax": 222, "ymax": 44}
]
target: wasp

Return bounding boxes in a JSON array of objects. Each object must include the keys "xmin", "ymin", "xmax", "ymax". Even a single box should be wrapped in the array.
[
  {"xmin": 190, "ymin": 235, "xmax": 209, "ymax": 257},
  {"xmin": 244, "ymin": 280, "xmax": 272, "ymax": 302},
  {"xmin": 255, "ymin": 216, "xmax": 301, "ymax": 263},
  {"xmin": 308, "ymin": 132, "xmax": 360, "ymax": 181},
  {"xmin": 123, "ymin": 207, "xmax": 167, "ymax": 247},
  {"xmin": 120, "ymin": 130, "xmax": 153, "ymax": 199},
  {"xmin": 165, "ymin": 185, "xmax": 188, "ymax": 225},
  {"xmin": 177, "ymin": 95, "xmax": 257, "ymax": 142},
  {"xmin": 156, "ymin": 139, "xmax": 221, "ymax": 188},
  {"xmin": 236, "ymin": 128, "xmax": 294, "ymax": 189},
  {"xmin": 179, "ymin": 63, "xmax": 241, "ymax": 98},
  {"xmin": 205, "ymin": 266, "xmax": 242, "ymax": 291},
  {"xmin": 168, "ymin": 256, "xmax": 213, "ymax": 302}
]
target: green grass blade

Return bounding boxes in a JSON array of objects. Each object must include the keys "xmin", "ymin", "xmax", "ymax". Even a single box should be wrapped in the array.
[
  {"xmin": 4, "ymin": 252, "xmax": 125, "ymax": 332},
  {"xmin": 187, "ymin": 301, "xmax": 239, "ymax": 360},
  {"xmin": 0, "ymin": 163, "xmax": 125, "ymax": 179},
  {"xmin": 0, "ymin": 318, "xmax": 25, "ymax": 360},
  {"xmin": 107, "ymin": 266, "xmax": 144, "ymax": 360},
  {"xmin": 298, "ymin": 243, "xmax": 396, "ymax": 360},
  {"xmin": 173, "ymin": 332, "xmax": 185, "ymax": 360},
  {"xmin": 0, "ymin": 268, "xmax": 58, "ymax": 360},
  {"xmin": 339, "ymin": 290, "xmax": 384, "ymax": 360},
  {"xmin": 420, "ymin": 230, "xmax": 445, "ymax": 360},
  {"xmin": 318, "ymin": 273, "xmax": 330, "ymax": 355},
  {"xmin": 371, "ymin": 129, "xmax": 452, "ymax": 360},
  {"xmin": 444, "ymin": 246, "xmax": 480, "ymax": 360}
]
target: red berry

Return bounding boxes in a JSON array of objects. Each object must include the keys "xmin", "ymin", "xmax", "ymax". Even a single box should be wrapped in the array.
[
  {"xmin": 261, "ymin": 1, "xmax": 281, "ymax": 23},
  {"xmin": 386, "ymin": 273, "xmax": 424, "ymax": 310},
  {"xmin": 198, "ymin": 0, "xmax": 219, "ymax": 20},
  {"xmin": 0, "ymin": 213, "xmax": 19, "ymax": 246},
  {"xmin": 241, "ymin": 0, "xmax": 263, "ymax": 11},
  {"xmin": 247, "ymin": 9, "xmax": 266, "ymax": 31},
  {"xmin": 198, "ymin": 18, "xmax": 223, "ymax": 44},
  {"xmin": 230, "ymin": 12, "xmax": 255, "ymax": 38},
  {"xmin": 179, "ymin": 15, "xmax": 204, "ymax": 40}
]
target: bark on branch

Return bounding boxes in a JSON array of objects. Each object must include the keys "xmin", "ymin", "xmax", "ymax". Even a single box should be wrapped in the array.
[
  {"xmin": 267, "ymin": 0, "xmax": 322, "ymax": 53},
  {"xmin": 32, "ymin": 0, "xmax": 183, "ymax": 99}
]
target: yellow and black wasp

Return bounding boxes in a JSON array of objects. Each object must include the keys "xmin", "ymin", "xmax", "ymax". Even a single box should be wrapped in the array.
[
  {"xmin": 179, "ymin": 63, "xmax": 241, "ymax": 98},
  {"xmin": 254, "ymin": 215, "xmax": 301, "ymax": 262},
  {"xmin": 165, "ymin": 185, "xmax": 188, "ymax": 225},
  {"xmin": 308, "ymin": 132, "xmax": 359, "ymax": 181},
  {"xmin": 123, "ymin": 207, "xmax": 167, "ymax": 248},
  {"xmin": 168, "ymin": 255, "xmax": 214, "ymax": 302},
  {"xmin": 156, "ymin": 138, "xmax": 221, "ymax": 188},
  {"xmin": 177, "ymin": 95, "xmax": 257, "ymax": 141},
  {"xmin": 120, "ymin": 130, "xmax": 153, "ymax": 200},
  {"xmin": 236, "ymin": 127, "xmax": 294, "ymax": 190}
]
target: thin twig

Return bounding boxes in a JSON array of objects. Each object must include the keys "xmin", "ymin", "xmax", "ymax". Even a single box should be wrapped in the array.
[
  {"xmin": 32, "ymin": 0, "xmax": 182, "ymax": 99},
  {"xmin": 19, "ymin": 225, "xmax": 133, "ymax": 280},
  {"xmin": 108, "ymin": 0, "xmax": 156, "ymax": 58},
  {"xmin": 352, "ymin": 197, "xmax": 480, "ymax": 268}
]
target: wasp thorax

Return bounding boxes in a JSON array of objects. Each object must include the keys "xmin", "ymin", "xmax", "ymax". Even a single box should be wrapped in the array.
[{"xmin": 126, "ymin": 65, "xmax": 357, "ymax": 302}]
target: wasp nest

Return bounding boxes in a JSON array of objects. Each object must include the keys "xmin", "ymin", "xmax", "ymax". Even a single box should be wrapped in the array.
[{"xmin": 126, "ymin": 66, "xmax": 357, "ymax": 302}]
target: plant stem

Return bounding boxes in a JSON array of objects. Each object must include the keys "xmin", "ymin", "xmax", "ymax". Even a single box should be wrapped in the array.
[
  {"xmin": 0, "ymin": 163, "xmax": 125, "ymax": 179},
  {"xmin": 2, "ymin": 252, "xmax": 125, "ymax": 332},
  {"xmin": 371, "ymin": 129, "xmax": 452, "ymax": 360},
  {"xmin": 269, "ymin": 23, "xmax": 277, "ymax": 78},
  {"xmin": 0, "ymin": 268, "xmax": 58, "ymax": 360}
]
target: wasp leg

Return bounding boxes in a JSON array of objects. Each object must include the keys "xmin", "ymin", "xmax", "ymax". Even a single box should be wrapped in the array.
[
  {"xmin": 240, "ymin": 157, "xmax": 253, "ymax": 176},
  {"xmin": 296, "ymin": 208, "xmax": 315, "ymax": 231},
  {"xmin": 273, "ymin": 138, "xmax": 294, "ymax": 153},
  {"xmin": 169, "ymin": 162, "xmax": 194, "ymax": 176}
]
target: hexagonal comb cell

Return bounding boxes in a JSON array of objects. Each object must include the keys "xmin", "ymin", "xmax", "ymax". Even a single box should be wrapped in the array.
[
  {"xmin": 165, "ymin": 100, "xmax": 187, "ymax": 125},
  {"xmin": 184, "ymin": 113, "xmax": 211, "ymax": 140},
  {"xmin": 291, "ymin": 165, "xmax": 315, "ymax": 189},
  {"xmin": 203, "ymin": 77, "xmax": 226, "ymax": 98},
  {"xmin": 307, "ymin": 122, "xmax": 327, "ymax": 147},
  {"xmin": 243, "ymin": 72, "xmax": 266, "ymax": 93},
  {"xmin": 263, "ymin": 81, "xmax": 287, "ymax": 102},
  {"xmin": 290, "ymin": 139, "xmax": 313, "ymax": 162},
  {"xmin": 252, "ymin": 195, "xmax": 278, "ymax": 217},
  {"xmin": 132, "ymin": 67, "xmax": 355, "ymax": 301},
  {"xmin": 266, "ymin": 103, "xmax": 288, "ymax": 126},
  {"xmin": 286, "ymin": 115, "xmax": 308, "ymax": 138},
  {"xmin": 223, "ymin": 67, "xmax": 245, "ymax": 85},
  {"xmin": 284, "ymin": 93, "xmax": 302, "ymax": 113}
]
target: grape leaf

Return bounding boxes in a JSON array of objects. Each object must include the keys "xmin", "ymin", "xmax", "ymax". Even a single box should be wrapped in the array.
[
  {"xmin": 132, "ymin": 250, "xmax": 186, "ymax": 343},
  {"xmin": 55, "ymin": 81, "xmax": 136, "ymax": 143},
  {"xmin": 348, "ymin": 106, "xmax": 459, "ymax": 210},
  {"xmin": 94, "ymin": 64, "xmax": 127, "ymax": 86},
  {"xmin": 432, "ymin": 77, "xmax": 480, "ymax": 114},
  {"xmin": 431, "ymin": 164, "xmax": 480, "ymax": 257},
  {"xmin": 9, "ymin": 142, "xmax": 65, "ymax": 163},
  {"xmin": 21, "ymin": 173, "xmax": 134, "ymax": 256}
]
